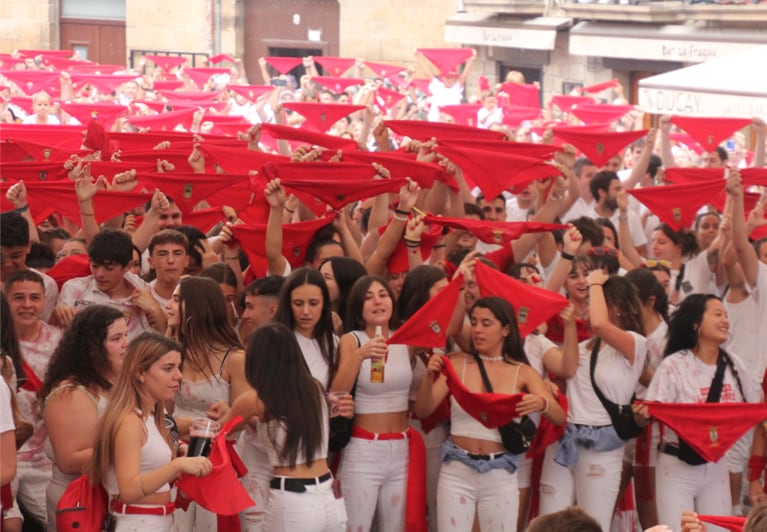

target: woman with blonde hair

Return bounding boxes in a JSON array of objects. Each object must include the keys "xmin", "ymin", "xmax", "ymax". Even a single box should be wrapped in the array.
[{"xmin": 89, "ymin": 332, "xmax": 211, "ymax": 532}]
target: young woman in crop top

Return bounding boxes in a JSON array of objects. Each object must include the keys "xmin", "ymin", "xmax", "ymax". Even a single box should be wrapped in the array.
[
  {"xmin": 416, "ymin": 296, "xmax": 564, "ymax": 532},
  {"xmin": 89, "ymin": 332, "xmax": 212, "ymax": 532},
  {"xmin": 165, "ymin": 276, "xmax": 249, "ymax": 531},
  {"xmin": 224, "ymin": 323, "xmax": 347, "ymax": 532},
  {"xmin": 39, "ymin": 305, "xmax": 128, "ymax": 531},
  {"xmin": 331, "ymin": 275, "xmax": 416, "ymax": 532}
]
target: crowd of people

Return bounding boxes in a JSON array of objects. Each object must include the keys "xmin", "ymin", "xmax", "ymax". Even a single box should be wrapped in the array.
[{"xmin": 1, "ymin": 47, "xmax": 767, "ymax": 532}]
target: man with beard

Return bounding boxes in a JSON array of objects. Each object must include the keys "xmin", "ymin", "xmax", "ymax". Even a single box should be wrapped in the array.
[{"xmin": 589, "ymin": 171, "xmax": 647, "ymax": 257}]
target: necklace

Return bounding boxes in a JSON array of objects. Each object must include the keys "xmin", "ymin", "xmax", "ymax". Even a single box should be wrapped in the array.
[{"xmin": 478, "ymin": 354, "xmax": 504, "ymax": 362}]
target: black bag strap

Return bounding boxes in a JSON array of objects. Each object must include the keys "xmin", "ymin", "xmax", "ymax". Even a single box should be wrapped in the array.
[
  {"xmin": 705, "ymin": 351, "xmax": 728, "ymax": 403},
  {"xmin": 589, "ymin": 338, "xmax": 635, "ymax": 417},
  {"xmin": 473, "ymin": 354, "xmax": 495, "ymax": 394}
]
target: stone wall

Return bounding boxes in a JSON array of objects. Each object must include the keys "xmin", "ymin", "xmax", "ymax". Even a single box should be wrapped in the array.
[{"xmin": 0, "ymin": 0, "xmax": 57, "ymax": 52}]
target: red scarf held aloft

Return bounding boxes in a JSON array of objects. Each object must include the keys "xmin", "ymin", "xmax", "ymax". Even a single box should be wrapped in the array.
[
  {"xmin": 551, "ymin": 127, "xmax": 647, "ymax": 167},
  {"xmin": 671, "ymin": 116, "xmax": 751, "ymax": 151},
  {"xmin": 637, "ymin": 401, "xmax": 767, "ymax": 463},
  {"xmin": 183, "ymin": 67, "xmax": 230, "ymax": 88},
  {"xmin": 627, "ymin": 179, "xmax": 725, "ymax": 231},
  {"xmin": 311, "ymin": 56, "xmax": 356, "ymax": 77},
  {"xmin": 581, "ymin": 79, "xmax": 620, "ymax": 94},
  {"xmin": 281, "ymin": 102, "xmax": 366, "ymax": 132},
  {"xmin": 144, "ymin": 55, "xmax": 188, "ymax": 72},
  {"xmin": 498, "ymin": 83, "xmax": 540, "ymax": 109},
  {"xmin": 422, "ymin": 215, "xmax": 565, "ymax": 246},
  {"xmin": 227, "ymin": 84, "xmax": 274, "ymax": 102},
  {"xmin": 569, "ymin": 104, "xmax": 635, "ymax": 125},
  {"xmin": 384, "ymin": 119, "xmax": 506, "ymax": 142},
  {"xmin": 388, "ymin": 273, "xmax": 464, "ymax": 349},
  {"xmin": 439, "ymin": 104, "xmax": 483, "ymax": 127},
  {"xmin": 263, "ymin": 56, "xmax": 302, "ymax": 74},
  {"xmin": 417, "ymin": 48, "xmax": 474, "ymax": 75},
  {"xmin": 501, "ymin": 105, "xmax": 544, "ymax": 128}
]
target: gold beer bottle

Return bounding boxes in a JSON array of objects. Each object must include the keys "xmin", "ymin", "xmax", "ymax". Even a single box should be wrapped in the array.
[{"xmin": 370, "ymin": 325, "xmax": 385, "ymax": 383}]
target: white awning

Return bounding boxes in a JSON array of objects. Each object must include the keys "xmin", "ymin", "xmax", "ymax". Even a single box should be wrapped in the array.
[
  {"xmin": 638, "ymin": 46, "xmax": 767, "ymax": 119},
  {"xmin": 570, "ymin": 22, "xmax": 767, "ymax": 63},
  {"xmin": 445, "ymin": 14, "xmax": 571, "ymax": 51}
]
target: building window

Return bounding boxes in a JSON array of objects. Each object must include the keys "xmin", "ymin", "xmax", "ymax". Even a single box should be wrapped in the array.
[{"xmin": 62, "ymin": 0, "xmax": 126, "ymax": 20}]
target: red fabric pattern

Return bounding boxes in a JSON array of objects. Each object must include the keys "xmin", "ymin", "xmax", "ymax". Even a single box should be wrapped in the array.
[
  {"xmin": 280, "ymin": 102, "xmax": 366, "ymax": 132},
  {"xmin": 638, "ymin": 401, "xmax": 767, "ymax": 463},
  {"xmin": 373, "ymin": 87, "xmax": 407, "ymax": 115},
  {"xmin": 569, "ymin": 104, "xmax": 635, "ymax": 125},
  {"xmin": 46, "ymin": 254, "xmax": 92, "ymax": 290},
  {"xmin": 434, "ymin": 143, "xmax": 562, "ymax": 200},
  {"xmin": 340, "ymin": 150, "xmax": 453, "ymax": 190},
  {"xmin": 183, "ymin": 67, "xmax": 230, "ymax": 87},
  {"xmin": 311, "ymin": 76, "xmax": 364, "ymax": 93},
  {"xmin": 388, "ymin": 273, "xmax": 464, "ymax": 348},
  {"xmin": 743, "ymin": 167, "xmax": 767, "ymax": 188},
  {"xmin": 125, "ymin": 107, "xmax": 197, "ymax": 131},
  {"xmin": 144, "ymin": 55, "xmax": 188, "ymax": 72},
  {"xmin": 258, "ymin": 123, "xmax": 356, "ymax": 152},
  {"xmin": 0, "ymin": 70, "xmax": 61, "ymax": 96},
  {"xmin": 474, "ymin": 261, "xmax": 569, "ymax": 338},
  {"xmin": 137, "ymin": 172, "xmax": 251, "ymax": 213},
  {"xmin": 671, "ymin": 116, "xmax": 751, "ymax": 151},
  {"xmin": 501, "ymin": 105, "xmax": 543, "ymax": 127},
  {"xmin": 551, "ymin": 127, "xmax": 647, "ymax": 167},
  {"xmin": 545, "ymin": 316, "xmax": 592, "ymax": 343},
  {"xmin": 385, "ymin": 221, "xmax": 443, "ymax": 275},
  {"xmin": 697, "ymin": 515, "xmax": 746, "ymax": 532},
  {"xmin": 68, "ymin": 74, "xmax": 138, "ymax": 95},
  {"xmin": 311, "ymin": 57, "xmax": 356, "ymax": 77},
  {"xmin": 438, "ymin": 138, "xmax": 558, "ymax": 161},
  {"xmin": 208, "ymin": 54, "xmax": 236, "ymax": 65},
  {"xmin": 550, "ymin": 95, "xmax": 594, "ymax": 111},
  {"xmin": 263, "ymin": 56, "xmax": 302, "ymax": 74},
  {"xmin": 417, "ymin": 48, "xmax": 474, "ymax": 74},
  {"xmin": 581, "ymin": 79, "xmax": 620, "ymax": 94},
  {"xmin": 439, "ymin": 104, "xmax": 483, "ymax": 127},
  {"xmin": 422, "ymin": 215, "xmax": 565, "ymax": 246},
  {"xmin": 231, "ymin": 215, "xmax": 336, "ymax": 276},
  {"xmin": 627, "ymin": 179, "xmax": 724, "ymax": 231},
  {"xmin": 384, "ymin": 119, "xmax": 506, "ymax": 142},
  {"xmin": 441, "ymin": 356, "xmax": 525, "ymax": 428},
  {"xmin": 197, "ymin": 142, "xmax": 287, "ymax": 174},
  {"xmin": 498, "ymin": 83, "xmax": 540, "ymax": 109},
  {"xmin": 663, "ymin": 167, "xmax": 725, "ymax": 184},
  {"xmin": 175, "ymin": 417, "xmax": 254, "ymax": 516},
  {"xmin": 226, "ymin": 84, "xmax": 274, "ymax": 102},
  {"xmin": 363, "ymin": 61, "xmax": 407, "ymax": 79}
]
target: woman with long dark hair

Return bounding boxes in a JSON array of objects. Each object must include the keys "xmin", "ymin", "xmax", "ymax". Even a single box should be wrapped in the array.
[
  {"xmin": 318, "ymin": 256, "xmax": 366, "ymax": 334},
  {"xmin": 40, "ymin": 305, "xmax": 128, "ymax": 531},
  {"xmin": 165, "ymin": 276, "xmax": 248, "ymax": 531},
  {"xmin": 416, "ymin": 296, "xmax": 564, "ymax": 531},
  {"xmin": 330, "ymin": 275, "xmax": 415, "ymax": 531},
  {"xmin": 538, "ymin": 272, "xmax": 647, "ymax": 531},
  {"xmin": 89, "ymin": 333, "xmax": 212, "ymax": 532},
  {"xmin": 637, "ymin": 294, "xmax": 760, "ymax": 527},
  {"xmin": 225, "ymin": 323, "xmax": 347, "ymax": 531}
]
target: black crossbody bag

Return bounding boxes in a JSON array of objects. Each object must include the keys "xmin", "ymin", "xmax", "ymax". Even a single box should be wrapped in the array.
[
  {"xmin": 589, "ymin": 339, "xmax": 644, "ymax": 441},
  {"xmin": 474, "ymin": 355, "xmax": 537, "ymax": 455}
]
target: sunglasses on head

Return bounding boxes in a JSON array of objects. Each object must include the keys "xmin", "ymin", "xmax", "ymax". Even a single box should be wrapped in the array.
[
  {"xmin": 643, "ymin": 259, "xmax": 671, "ymax": 272},
  {"xmin": 587, "ymin": 247, "xmax": 617, "ymax": 258}
]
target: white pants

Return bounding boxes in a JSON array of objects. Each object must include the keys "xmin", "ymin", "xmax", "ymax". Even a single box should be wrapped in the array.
[
  {"xmin": 238, "ymin": 428, "xmax": 273, "ymax": 532},
  {"xmin": 114, "ymin": 513, "xmax": 173, "ymax": 532},
  {"xmin": 538, "ymin": 442, "xmax": 625, "ymax": 531},
  {"xmin": 264, "ymin": 480, "xmax": 346, "ymax": 532},
  {"xmin": 337, "ymin": 436, "xmax": 408, "ymax": 532},
  {"xmin": 172, "ymin": 501, "xmax": 216, "ymax": 532},
  {"xmin": 436, "ymin": 459, "xmax": 519, "ymax": 532},
  {"xmin": 655, "ymin": 452, "xmax": 730, "ymax": 532},
  {"xmin": 409, "ymin": 419, "xmax": 448, "ymax": 532}
]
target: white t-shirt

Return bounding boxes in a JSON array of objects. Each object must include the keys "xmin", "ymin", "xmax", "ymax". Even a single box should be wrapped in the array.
[
  {"xmin": 636, "ymin": 320, "xmax": 668, "ymax": 399},
  {"xmin": 524, "ymin": 333, "xmax": 557, "ymax": 378},
  {"xmin": 726, "ymin": 262, "xmax": 767, "ymax": 382},
  {"xmin": 567, "ymin": 332, "xmax": 647, "ymax": 426},
  {"xmin": 562, "ymin": 196, "xmax": 596, "ymax": 224},
  {"xmin": 428, "ymin": 78, "xmax": 463, "ymax": 122},
  {"xmin": 294, "ymin": 331, "xmax": 338, "ymax": 391},
  {"xmin": 646, "ymin": 349, "xmax": 761, "ymax": 445},
  {"xmin": 672, "ymin": 251, "xmax": 718, "ymax": 305},
  {"xmin": 0, "ymin": 378, "xmax": 13, "ymax": 512}
]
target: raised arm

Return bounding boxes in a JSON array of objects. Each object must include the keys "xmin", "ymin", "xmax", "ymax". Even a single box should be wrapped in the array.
[
  {"xmin": 263, "ymin": 178, "xmax": 288, "ymax": 276},
  {"xmin": 587, "ymin": 270, "xmax": 637, "ymax": 364},
  {"xmin": 727, "ymin": 167, "xmax": 760, "ymax": 287},
  {"xmin": 658, "ymin": 115, "xmax": 676, "ymax": 169}
]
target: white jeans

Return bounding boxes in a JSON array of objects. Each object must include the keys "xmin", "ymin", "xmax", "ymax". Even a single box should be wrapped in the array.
[
  {"xmin": 172, "ymin": 501, "xmax": 216, "ymax": 532},
  {"xmin": 409, "ymin": 419, "xmax": 448, "ymax": 532},
  {"xmin": 538, "ymin": 442, "xmax": 625, "ymax": 531},
  {"xmin": 436, "ymin": 459, "xmax": 519, "ymax": 532},
  {"xmin": 655, "ymin": 452, "xmax": 730, "ymax": 532},
  {"xmin": 337, "ymin": 436, "xmax": 409, "ymax": 532},
  {"xmin": 238, "ymin": 428, "xmax": 273, "ymax": 532},
  {"xmin": 114, "ymin": 513, "xmax": 172, "ymax": 532},
  {"xmin": 264, "ymin": 479, "xmax": 346, "ymax": 532},
  {"xmin": 4, "ymin": 458, "xmax": 51, "ymax": 524}
]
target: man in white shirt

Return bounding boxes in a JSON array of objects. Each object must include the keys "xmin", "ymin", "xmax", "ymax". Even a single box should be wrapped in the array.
[
  {"xmin": 562, "ymin": 157, "xmax": 598, "ymax": 223},
  {"xmin": 589, "ymin": 171, "xmax": 647, "ymax": 257}
]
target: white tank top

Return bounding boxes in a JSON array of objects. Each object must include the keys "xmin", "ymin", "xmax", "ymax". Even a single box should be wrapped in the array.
[
  {"xmin": 105, "ymin": 414, "xmax": 172, "ymax": 496},
  {"xmin": 449, "ymin": 358, "xmax": 522, "ymax": 443},
  {"xmin": 259, "ymin": 387, "xmax": 329, "ymax": 467},
  {"xmin": 352, "ymin": 331, "xmax": 412, "ymax": 414}
]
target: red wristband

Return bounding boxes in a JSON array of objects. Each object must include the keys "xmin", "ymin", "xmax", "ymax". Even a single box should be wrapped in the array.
[{"xmin": 748, "ymin": 455, "xmax": 766, "ymax": 482}]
